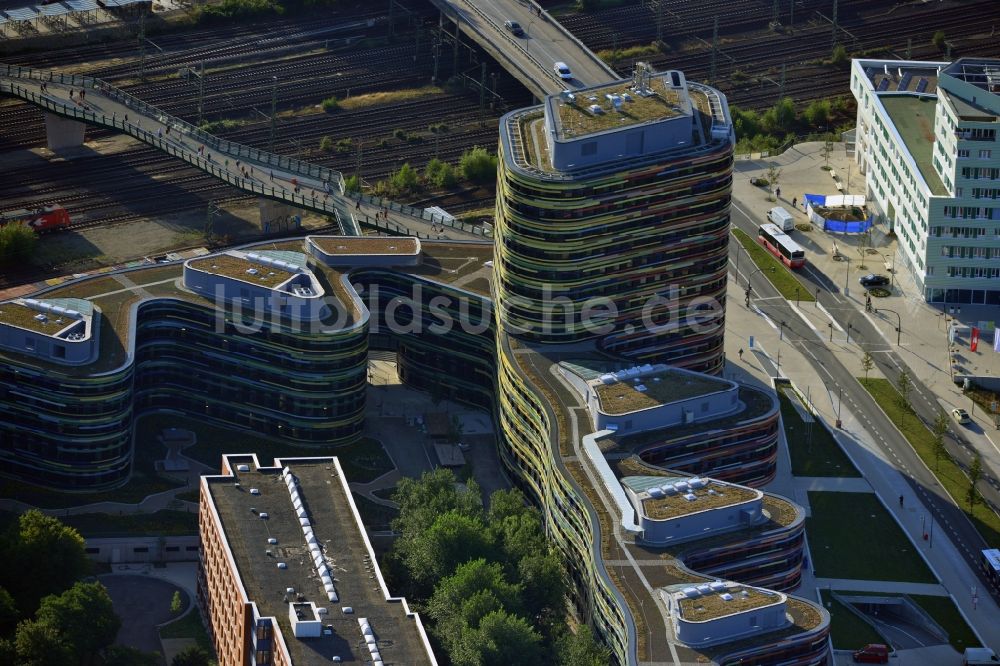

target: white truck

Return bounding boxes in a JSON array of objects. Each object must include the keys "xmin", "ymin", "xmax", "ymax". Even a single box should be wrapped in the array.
[{"xmin": 767, "ymin": 206, "xmax": 795, "ymax": 232}]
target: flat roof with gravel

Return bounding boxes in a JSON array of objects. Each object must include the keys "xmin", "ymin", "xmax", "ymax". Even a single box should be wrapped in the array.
[{"xmin": 205, "ymin": 457, "xmax": 433, "ymax": 666}]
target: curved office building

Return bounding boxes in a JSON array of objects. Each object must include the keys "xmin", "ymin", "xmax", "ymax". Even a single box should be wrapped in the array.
[{"xmin": 0, "ymin": 66, "xmax": 828, "ymax": 666}]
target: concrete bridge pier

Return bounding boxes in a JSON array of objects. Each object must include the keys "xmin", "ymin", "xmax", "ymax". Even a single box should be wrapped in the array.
[
  {"xmin": 43, "ymin": 112, "xmax": 86, "ymax": 152},
  {"xmin": 258, "ymin": 198, "xmax": 303, "ymax": 234}
]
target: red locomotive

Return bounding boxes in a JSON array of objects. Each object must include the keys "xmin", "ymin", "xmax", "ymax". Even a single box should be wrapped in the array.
[{"xmin": 0, "ymin": 205, "xmax": 71, "ymax": 233}]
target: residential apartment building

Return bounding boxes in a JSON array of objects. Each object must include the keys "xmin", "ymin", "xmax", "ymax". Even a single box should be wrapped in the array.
[{"xmin": 851, "ymin": 57, "xmax": 1000, "ymax": 303}]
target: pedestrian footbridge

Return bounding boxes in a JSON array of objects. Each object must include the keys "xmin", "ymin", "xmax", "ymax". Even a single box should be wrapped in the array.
[{"xmin": 0, "ymin": 63, "xmax": 489, "ymax": 241}]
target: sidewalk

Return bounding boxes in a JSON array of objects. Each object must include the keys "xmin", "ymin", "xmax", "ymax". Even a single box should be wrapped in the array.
[
  {"xmin": 723, "ymin": 282, "xmax": 1000, "ymax": 651},
  {"xmin": 733, "ymin": 141, "xmax": 1000, "ymax": 495}
]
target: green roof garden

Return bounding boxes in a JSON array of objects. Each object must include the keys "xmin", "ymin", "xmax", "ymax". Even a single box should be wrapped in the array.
[{"xmin": 879, "ymin": 95, "xmax": 948, "ymax": 196}]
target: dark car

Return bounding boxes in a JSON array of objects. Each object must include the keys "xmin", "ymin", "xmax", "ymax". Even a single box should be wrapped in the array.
[
  {"xmin": 859, "ymin": 274, "xmax": 890, "ymax": 288},
  {"xmin": 504, "ymin": 20, "xmax": 524, "ymax": 36},
  {"xmin": 853, "ymin": 643, "xmax": 889, "ymax": 663}
]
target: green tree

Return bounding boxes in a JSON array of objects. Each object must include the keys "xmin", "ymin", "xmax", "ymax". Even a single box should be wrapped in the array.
[
  {"xmin": 425, "ymin": 158, "xmax": 458, "ymax": 189},
  {"xmin": 803, "ymin": 99, "xmax": 832, "ymax": 129},
  {"xmin": 0, "ymin": 637, "xmax": 14, "ymax": 664},
  {"xmin": 14, "ymin": 620, "xmax": 73, "ymax": 666},
  {"xmin": 0, "ymin": 224, "xmax": 38, "ymax": 264},
  {"xmin": 761, "ymin": 97, "xmax": 796, "ymax": 135},
  {"xmin": 932, "ymin": 410, "xmax": 949, "ymax": 470},
  {"xmin": 459, "ymin": 146, "xmax": 498, "ymax": 184},
  {"xmin": 896, "ymin": 370, "xmax": 913, "ymax": 424},
  {"xmin": 343, "ymin": 174, "xmax": 360, "ymax": 193},
  {"xmin": 556, "ymin": 625, "xmax": 611, "ymax": 666},
  {"xmin": 319, "ymin": 135, "xmax": 333, "ymax": 152},
  {"xmin": 932, "ymin": 30, "xmax": 946, "ymax": 51},
  {"xmin": 170, "ymin": 590, "xmax": 184, "ymax": 615},
  {"xmin": 967, "ymin": 453, "xmax": 983, "ymax": 510},
  {"xmin": 0, "ymin": 587, "xmax": 17, "ymax": 636},
  {"xmin": 35, "ymin": 581, "xmax": 120, "ymax": 664},
  {"xmin": 517, "ymin": 552, "xmax": 565, "ymax": 627},
  {"xmin": 428, "ymin": 559, "xmax": 523, "ymax": 628},
  {"xmin": 0, "ymin": 510, "xmax": 88, "ymax": 615},
  {"xmin": 399, "ymin": 511, "xmax": 494, "ymax": 588},
  {"xmin": 830, "ymin": 44, "xmax": 849, "ymax": 66},
  {"xmin": 171, "ymin": 645, "xmax": 214, "ymax": 666},
  {"xmin": 450, "ymin": 610, "xmax": 543, "ymax": 666},
  {"xmin": 388, "ymin": 162, "xmax": 420, "ymax": 196},
  {"xmin": 392, "ymin": 468, "xmax": 483, "ymax": 539},
  {"xmin": 730, "ymin": 106, "xmax": 761, "ymax": 139},
  {"xmin": 861, "ymin": 351, "xmax": 875, "ymax": 383},
  {"xmin": 765, "ymin": 164, "xmax": 782, "ymax": 201}
]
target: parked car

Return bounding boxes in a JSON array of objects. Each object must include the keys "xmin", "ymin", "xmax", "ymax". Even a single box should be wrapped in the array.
[
  {"xmin": 859, "ymin": 274, "xmax": 891, "ymax": 288},
  {"xmin": 504, "ymin": 20, "xmax": 524, "ymax": 36},
  {"xmin": 554, "ymin": 61, "xmax": 573, "ymax": 80},
  {"xmin": 767, "ymin": 206, "xmax": 795, "ymax": 232},
  {"xmin": 952, "ymin": 407, "xmax": 971, "ymax": 424},
  {"xmin": 852, "ymin": 643, "xmax": 889, "ymax": 664}
]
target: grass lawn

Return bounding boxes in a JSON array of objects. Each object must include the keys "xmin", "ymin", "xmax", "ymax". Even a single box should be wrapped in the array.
[
  {"xmin": 818, "ymin": 590, "xmax": 887, "ymax": 650},
  {"xmin": 806, "ymin": 491, "xmax": 936, "ymax": 583},
  {"xmin": 858, "ymin": 378, "xmax": 1000, "ymax": 548},
  {"xmin": 732, "ymin": 227, "xmax": 815, "ymax": 302},
  {"xmin": 138, "ymin": 413, "xmax": 394, "ymax": 483},
  {"xmin": 159, "ymin": 607, "xmax": 214, "ymax": 653},
  {"xmin": 910, "ymin": 594, "xmax": 981, "ymax": 652},
  {"xmin": 778, "ymin": 387, "xmax": 860, "ymax": 477},
  {"xmin": 61, "ymin": 510, "xmax": 198, "ymax": 538}
]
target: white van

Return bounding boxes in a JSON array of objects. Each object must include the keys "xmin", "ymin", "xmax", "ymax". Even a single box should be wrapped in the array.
[
  {"xmin": 767, "ymin": 206, "xmax": 795, "ymax": 232},
  {"xmin": 963, "ymin": 647, "xmax": 998, "ymax": 665}
]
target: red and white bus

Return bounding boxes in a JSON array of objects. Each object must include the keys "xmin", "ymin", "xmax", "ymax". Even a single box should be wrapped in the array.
[{"xmin": 758, "ymin": 223, "xmax": 805, "ymax": 268}]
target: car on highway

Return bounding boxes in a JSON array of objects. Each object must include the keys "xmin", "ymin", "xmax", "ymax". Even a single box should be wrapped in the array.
[
  {"xmin": 952, "ymin": 407, "xmax": 971, "ymax": 424},
  {"xmin": 858, "ymin": 274, "xmax": 891, "ymax": 288},
  {"xmin": 554, "ymin": 61, "xmax": 573, "ymax": 80},
  {"xmin": 504, "ymin": 20, "xmax": 524, "ymax": 36}
]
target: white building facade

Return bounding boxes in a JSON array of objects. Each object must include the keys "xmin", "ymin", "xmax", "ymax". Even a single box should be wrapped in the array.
[{"xmin": 851, "ymin": 58, "xmax": 1000, "ymax": 303}]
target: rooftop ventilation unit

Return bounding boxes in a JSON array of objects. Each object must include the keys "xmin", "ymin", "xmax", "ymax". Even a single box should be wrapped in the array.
[
  {"xmin": 683, "ymin": 493, "xmax": 697, "ymax": 501},
  {"xmin": 588, "ymin": 104, "xmax": 604, "ymax": 115},
  {"xmin": 277, "ymin": 562, "xmax": 287, "ymax": 569},
  {"xmin": 237, "ymin": 464, "xmax": 250, "ymax": 472},
  {"xmin": 709, "ymin": 581, "xmax": 727, "ymax": 592},
  {"xmin": 661, "ymin": 484, "xmax": 678, "ymax": 495},
  {"xmin": 259, "ymin": 512, "xmax": 269, "ymax": 519},
  {"xmin": 268, "ymin": 538, "xmax": 278, "ymax": 545},
  {"xmin": 636, "ymin": 384, "xmax": 647, "ymax": 392},
  {"xmin": 599, "ymin": 373, "xmax": 617, "ymax": 385},
  {"xmin": 342, "ymin": 607, "xmax": 354, "ymax": 614},
  {"xmin": 249, "ymin": 488, "xmax": 260, "ymax": 495},
  {"xmin": 246, "ymin": 268, "xmax": 259, "ymax": 276},
  {"xmin": 647, "ymin": 487, "xmax": 664, "ymax": 499},
  {"xmin": 689, "ymin": 478, "xmax": 707, "ymax": 489},
  {"xmin": 682, "ymin": 587, "xmax": 700, "ymax": 598},
  {"xmin": 720, "ymin": 593, "xmax": 734, "ymax": 601},
  {"xmin": 674, "ymin": 481, "xmax": 690, "ymax": 492}
]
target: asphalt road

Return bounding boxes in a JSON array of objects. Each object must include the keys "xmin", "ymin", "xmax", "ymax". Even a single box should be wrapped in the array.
[{"xmin": 728, "ymin": 201, "xmax": 1000, "ymax": 603}]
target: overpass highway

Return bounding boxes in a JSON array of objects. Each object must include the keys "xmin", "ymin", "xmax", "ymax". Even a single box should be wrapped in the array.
[{"xmin": 428, "ymin": 0, "xmax": 616, "ymax": 97}]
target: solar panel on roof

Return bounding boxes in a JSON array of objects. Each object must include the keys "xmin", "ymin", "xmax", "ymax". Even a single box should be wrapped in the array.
[{"xmin": 916, "ymin": 78, "xmax": 928, "ymax": 93}]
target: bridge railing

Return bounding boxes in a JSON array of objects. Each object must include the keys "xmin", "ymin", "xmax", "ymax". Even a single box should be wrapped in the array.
[
  {"xmin": 1, "ymin": 63, "xmax": 489, "ymax": 239},
  {"xmin": 0, "ymin": 63, "xmax": 346, "ymax": 193}
]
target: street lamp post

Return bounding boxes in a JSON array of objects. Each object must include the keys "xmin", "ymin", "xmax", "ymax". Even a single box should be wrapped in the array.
[
  {"xmin": 780, "ymin": 320, "xmax": 787, "ymax": 341},
  {"xmin": 846, "ymin": 323, "xmax": 854, "ymax": 344},
  {"xmin": 843, "ymin": 255, "xmax": 852, "ymax": 296},
  {"xmin": 881, "ymin": 250, "xmax": 896, "ymax": 289},
  {"xmin": 795, "ymin": 287, "xmax": 800, "ymax": 306},
  {"xmin": 875, "ymin": 307, "xmax": 902, "ymax": 345}
]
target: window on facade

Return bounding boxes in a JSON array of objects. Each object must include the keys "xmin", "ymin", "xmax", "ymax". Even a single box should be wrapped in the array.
[
  {"xmin": 53, "ymin": 345, "xmax": 66, "ymax": 359},
  {"xmin": 980, "ymin": 150, "xmax": 993, "ymax": 159},
  {"xmin": 958, "ymin": 149, "xmax": 970, "ymax": 158},
  {"xmin": 581, "ymin": 141, "xmax": 597, "ymax": 156}
]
